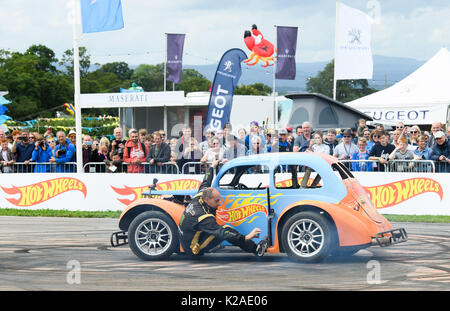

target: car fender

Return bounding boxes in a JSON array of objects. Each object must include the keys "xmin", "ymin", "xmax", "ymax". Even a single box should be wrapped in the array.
[
  {"xmin": 118, "ymin": 198, "xmax": 185, "ymax": 231},
  {"xmin": 272, "ymin": 200, "xmax": 374, "ymax": 252}
]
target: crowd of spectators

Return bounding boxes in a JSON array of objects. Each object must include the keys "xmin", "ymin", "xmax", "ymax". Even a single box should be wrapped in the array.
[{"xmin": 1, "ymin": 118, "xmax": 449, "ymax": 174}]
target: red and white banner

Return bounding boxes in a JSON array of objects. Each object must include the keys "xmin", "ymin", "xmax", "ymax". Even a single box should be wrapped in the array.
[{"xmin": 0, "ymin": 173, "xmax": 448, "ymax": 215}]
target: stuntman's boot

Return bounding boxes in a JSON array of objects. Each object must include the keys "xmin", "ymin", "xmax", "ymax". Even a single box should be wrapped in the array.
[{"xmin": 255, "ymin": 236, "xmax": 269, "ymax": 257}]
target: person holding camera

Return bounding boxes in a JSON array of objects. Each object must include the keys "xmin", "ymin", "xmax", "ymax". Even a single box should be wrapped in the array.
[
  {"xmin": 31, "ymin": 135, "xmax": 53, "ymax": 172},
  {"xmin": 11, "ymin": 130, "xmax": 35, "ymax": 173},
  {"xmin": 49, "ymin": 131, "xmax": 76, "ymax": 172},
  {"xmin": 109, "ymin": 127, "xmax": 126, "ymax": 160}
]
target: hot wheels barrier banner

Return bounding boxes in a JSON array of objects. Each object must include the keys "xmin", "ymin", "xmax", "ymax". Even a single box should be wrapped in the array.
[
  {"xmin": 204, "ymin": 48, "xmax": 247, "ymax": 133},
  {"xmin": 0, "ymin": 173, "xmax": 448, "ymax": 215}
]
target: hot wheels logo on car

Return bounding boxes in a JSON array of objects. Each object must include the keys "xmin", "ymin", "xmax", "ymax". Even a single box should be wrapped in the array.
[
  {"xmin": 111, "ymin": 179, "xmax": 201, "ymax": 206},
  {"xmin": 1, "ymin": 178, "xmax": 87, "ymax": 207},
  {"xmin": 364, "ymin": 177, "xmax": 443, "ymax": 209},
  {"xmin": 217, "ymin": 192, "xmax": 281, "ymax": 226}
]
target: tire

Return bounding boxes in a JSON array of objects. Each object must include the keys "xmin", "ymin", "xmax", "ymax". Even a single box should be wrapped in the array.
[
  {"xmin": 281, "ymin": 211, "xmax": 333, "ymax": 263},
  {"xmin": 128, "ymin": 211, "xmax": 179, "ymax": 261}
]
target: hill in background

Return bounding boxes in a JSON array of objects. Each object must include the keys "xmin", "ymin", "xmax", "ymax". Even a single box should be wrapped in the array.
[{"xmin": 183, "ymin": 55, "xmax": 425, "ymax": 94}]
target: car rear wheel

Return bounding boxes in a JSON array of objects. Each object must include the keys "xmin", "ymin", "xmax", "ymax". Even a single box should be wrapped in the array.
[
  {"xmin": 128, "ymin": 211, "xmax": 178, "ymax": 261},
  {"xmin": 281, "ymin": 211, "xmax": 332, "ymax": 263}
]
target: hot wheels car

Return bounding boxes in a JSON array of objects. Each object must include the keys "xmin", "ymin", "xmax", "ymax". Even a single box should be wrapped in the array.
[{"xmin": 111, "ymin": 153, "xmax": 407, "ymax": 263}]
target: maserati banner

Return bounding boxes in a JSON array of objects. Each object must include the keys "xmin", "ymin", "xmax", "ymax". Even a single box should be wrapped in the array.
[
  {"xmin": 275, "ymin": 26, "xmax": 298, "ymax": 80},
  {"xmin": 167, "ymin": 33, "xmax": 185, "ymax": 84}
]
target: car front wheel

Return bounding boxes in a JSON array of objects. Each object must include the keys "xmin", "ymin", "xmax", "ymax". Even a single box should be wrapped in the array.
[
  {"xmin": 128, "ymin": 211, "xmax": 178, "ymax": 261},
  {"xmin": 281, "ymin": 211, "xmax": 332, "ymax": 263}
]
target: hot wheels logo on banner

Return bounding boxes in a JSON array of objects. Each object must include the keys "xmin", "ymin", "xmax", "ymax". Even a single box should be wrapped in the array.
[
  {"xmin": 111, "ymin": 179, "xmax": 201, "ymax": 206},
  {"xmin": 364, "ymin": 177, "xmax": 443, "ymax": 209},
  {"xmin": 1, "ymin": 178, "xmax": 87, "ymax": 207}
]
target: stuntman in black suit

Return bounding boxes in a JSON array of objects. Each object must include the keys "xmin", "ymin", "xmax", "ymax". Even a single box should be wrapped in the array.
[{"xmin": 179, "ymin": 159, "xmax": 267, "ymax": 256}]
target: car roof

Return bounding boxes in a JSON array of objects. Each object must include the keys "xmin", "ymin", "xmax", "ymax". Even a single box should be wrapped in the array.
[{"xmin": 220, "ymin": 152, "xmax": 339, "ymax": 171}]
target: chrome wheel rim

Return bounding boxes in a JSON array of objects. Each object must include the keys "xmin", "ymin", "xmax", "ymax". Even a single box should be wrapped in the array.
[
  {"xmin": 288, "ymin": 219, "xmax": 324, "ymax": 258},
  {"xmin": 135, "ymin": 218, "xmax": 172, "ymax": 256}
]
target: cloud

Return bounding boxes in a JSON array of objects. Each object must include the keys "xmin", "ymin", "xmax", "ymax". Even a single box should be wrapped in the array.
[{"xmin": 0, "ymin": 0, "xmax": 449, "ymax": 67}]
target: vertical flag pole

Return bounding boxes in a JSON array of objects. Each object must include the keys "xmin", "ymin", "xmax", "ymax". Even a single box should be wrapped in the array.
[
  {"xmin": 164, "ymin": 33, "xmax": 167, "ymax": 92},
  {"xmin": 333, "ymin": 0, "xmax": 339, "ymax": 101},
  {"xmin": 273, "ymin": 25, "xmax": 277, "ymax": 128},
  {"xmin": 73, "ymin": 0, "xmax": 83, "ymax": 173}
]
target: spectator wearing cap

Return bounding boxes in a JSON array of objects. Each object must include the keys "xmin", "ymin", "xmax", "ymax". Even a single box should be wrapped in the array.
[
  {"xmin": 222, "ymin": 135, "xmax": 247, "ymax": 164},
  {"xmin": 268, "ymin": 129, "xmax": 293, "ymax": 153},
  {"xmin": 68, "ymin": 130, "xmax": 77, "ymax": 163},
  {"xmin": 430, "ymin": 131, "xmax": 450, "ymax": 172},
  {"xmin": 293, "ymin": 121, "xmax": 312, "ymax": 152},
  {"xmin": 244, "ymin": 121, "xmax": 266, "ymax": 151},
  {"xmin": 428, "ymin": 122, "xmax": 447, "ymax": 149},
  {"xmin": 333, "ymin": 129, "xmax": 358, "ymax": 160},
  {"xmin": 286, "ymin": 126, "xmax": 293, "ymax": 136}
]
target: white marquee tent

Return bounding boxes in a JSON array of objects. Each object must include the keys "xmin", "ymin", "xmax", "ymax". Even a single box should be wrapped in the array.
[{"xmin": 346, "ymin": 48, "xmax": 450, "ymax": 126}]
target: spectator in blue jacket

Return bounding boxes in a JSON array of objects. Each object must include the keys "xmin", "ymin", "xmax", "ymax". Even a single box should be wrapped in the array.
[
  {"xmin": 49, "ymin": 131, "xmax": 76, "ymax": 172},
  {"xmin": 351, "ymin": 138, "xmax": 373, "ymax": 171},
  {"xmin": 32, "ymin": 137, "xmax": 53, "ymax": 172},
  {"xmin": 430, "ymin": 131, "xmax": 450, "ymax": 172}
]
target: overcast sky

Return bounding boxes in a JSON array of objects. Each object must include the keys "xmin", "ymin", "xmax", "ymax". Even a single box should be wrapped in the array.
[{"xmin": 0, "ymin": 0, "xmax": 449, "ymax": 66}]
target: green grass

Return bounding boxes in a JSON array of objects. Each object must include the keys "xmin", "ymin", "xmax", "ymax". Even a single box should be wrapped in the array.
[
  {"xmin": 383, "ymin": 214, "xmax": 450, "ymax": 223},
  {"xmin": 0, "ymin": 208, "xmax": 121, "ymax": 218},
  {"xmin": 0, "ymin": 208, "xmax": 449, "ymax": 223}
]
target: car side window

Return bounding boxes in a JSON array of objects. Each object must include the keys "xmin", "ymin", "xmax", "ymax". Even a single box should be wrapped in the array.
[
  {"xmin": 274, "ymin": 165, "xmax": 322, "ymax": 189},
  {"xmin": 219, "ymin": 165, "xmax": 270, "ymax": 190}
]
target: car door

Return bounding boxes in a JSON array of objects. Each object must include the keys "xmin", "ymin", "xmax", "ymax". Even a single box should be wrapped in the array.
[{"xmin": 216, "ymin": 165, "xmax": 270, "ymax": 243}]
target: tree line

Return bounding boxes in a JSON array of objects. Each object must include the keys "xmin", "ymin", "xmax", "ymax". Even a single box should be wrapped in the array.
[{"xmin": 0, "ymin": 44, "xmax": 275, "ymax": 121}]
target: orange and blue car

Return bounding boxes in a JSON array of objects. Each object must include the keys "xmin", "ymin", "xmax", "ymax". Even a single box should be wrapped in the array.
[{"xmin": 111, "ymin": 153, "xmax": 407, "ymax": 262}]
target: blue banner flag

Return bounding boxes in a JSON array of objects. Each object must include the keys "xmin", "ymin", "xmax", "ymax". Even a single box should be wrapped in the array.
[
  {"xmin": 275, "ymin": 26, "xmax": 298, "ymax": 80},
  {"xmin": 204, "ymin": 48, "xmax": 247, "ymax": 133},
  {"xmin": 167, "ymin": 34, "xmax": 186, "ymax": 84},
  {"xmin": 81, "ymin": 0, "xmax": 124, "ymax": 33}
]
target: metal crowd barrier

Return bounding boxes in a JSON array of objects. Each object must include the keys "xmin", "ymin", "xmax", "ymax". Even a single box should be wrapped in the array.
[
  {"xmin": 1, "ymin": 162, "xmax": 77, "ymax": 173},
  {"xmin": 2, "ymin": 159, "xmax": 444, "ymax": 174},
  {"xmin": 181, "ymin": 161, "xmax": 209, "ymax": 174},
  {"xmin": 340, "ymin": 160, "xmax": 435, "ymax": 173},
  {"xmin": 82, "ymin": 162, "xmax": 180, "ymax": 174}
]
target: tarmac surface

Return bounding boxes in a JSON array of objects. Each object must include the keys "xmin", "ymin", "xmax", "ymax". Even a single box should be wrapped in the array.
[{"xmin": 0, "ymin": 216, "xmax": 449, "ymax": 291}]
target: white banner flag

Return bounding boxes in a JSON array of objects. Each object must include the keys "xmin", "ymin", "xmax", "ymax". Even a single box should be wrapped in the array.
[{"xmin": 335, "ymin": 2, "xmax": 373, "ymax": 80}]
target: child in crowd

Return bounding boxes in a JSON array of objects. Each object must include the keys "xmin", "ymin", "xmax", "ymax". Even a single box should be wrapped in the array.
[{"xmin": 351, "ymin": 138, "xmax": 372, "ymax": 171}]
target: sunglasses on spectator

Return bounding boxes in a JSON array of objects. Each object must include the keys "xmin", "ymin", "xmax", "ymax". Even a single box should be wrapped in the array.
[
  {"xmin": 410, "ymin": 131, "xmax": 418, "ymax": 134},
  {"xmin": 343, "ymin": 135, "xmax": 351, "ymax": 138},
  {"xmin": 396, "ymin": 126, "xmax": 404, "ymax": 129}
]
